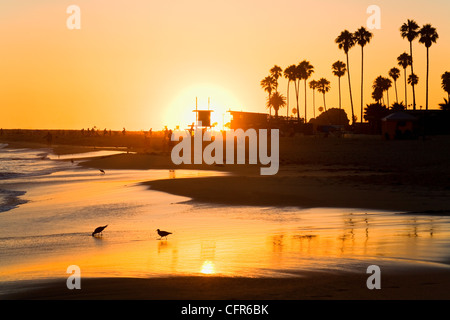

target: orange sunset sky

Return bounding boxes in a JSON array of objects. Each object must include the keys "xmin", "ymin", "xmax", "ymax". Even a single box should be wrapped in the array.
[{"xmin": 1, "ymin": 0, "xmax": 449, "ymax": 130}]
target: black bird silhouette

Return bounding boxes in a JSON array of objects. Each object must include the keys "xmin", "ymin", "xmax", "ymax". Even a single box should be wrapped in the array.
[
  {"xmin": 99, "ymin": 169, "xmax": 105, "ymax": 174},
  {"xmin": 92, "ymin": 225, "xmax": 108, "ymax": 236},
  {"xmin": 157, "ymin": 229, "xmax": 172, "ymax": 240}
]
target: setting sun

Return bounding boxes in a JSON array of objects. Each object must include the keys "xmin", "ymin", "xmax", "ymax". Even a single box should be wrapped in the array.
[{"xmin": 164, "ymin": 84, "xmax": 238, "ymax": 130}]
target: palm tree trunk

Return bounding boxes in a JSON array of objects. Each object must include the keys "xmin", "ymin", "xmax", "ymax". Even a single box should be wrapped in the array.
[
  {"xmin": 394, "ymin": 80, "xmax": 398, "ymax": 103},
  {"xmin": 313, "ymin": 89, "xmax": 316, "ymax": 118},
  {"xmin": 338, "ymin": 76, "xmax": 342, "ymax": 109},
  {"xmin": 387, "ymin": 89, "xmax": 390, "ymax": 108},
  {"xmin": 304, "ymin": 80, "xmax": 307, "ymax": 123},
  {"xmin": 404, "ymin": 68, "xmax": 408, "ymax": 108},
  {"xmin": 323, "ymin": 93, "xmax": 327, "ymax": 111},
  {"xmin": 346, "ymin": 53, "xmax": 355, "ymax": 124},
  {"xmin": 426, "ymin": 46, "xmax": 429, "ymax": 110},
  {"xmin": 361, "ymin": 46, "xmax": 364, "ymax": 123},
  {"xmin": 410, "ymin": 41, "xmax": 416, "ymax": 110},
  {"xmin": 287, "ymin": 80, "xmax": 290, "ymax": 118},
  {"xmin": 269, "ymin": 93, "xmax": 272, "ymax": 117},
  {"xmin": 295, "ymin": 80, "xmax": 300, "ymax": 121}
]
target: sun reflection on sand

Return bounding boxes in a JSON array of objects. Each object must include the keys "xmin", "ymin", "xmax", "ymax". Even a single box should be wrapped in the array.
[
  {"xmin": 1, "ymin": 166, "xmax": 450, "ymax": 284},
  {"xmin": 201, "ymin": 261, "xmax": 215, "ymax": 275}
]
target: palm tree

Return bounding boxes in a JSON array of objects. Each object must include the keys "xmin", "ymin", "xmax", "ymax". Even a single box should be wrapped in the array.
[
  {"xmin": 270, "ymin": 65, "xmax": 283, "ymax": 92},
  {"xmin": 391, "ymin": 102, "xmax": 406, "ymax": 112},
  {"xmin": 298, "ymin": 60, "xmax": 315, "ymax": 122},
  {"xmin": 294, "ymin": 64, "xmax": 302, "ymax": 121},
  {"xmin": 331, "ymin": 61, "xmax": 347, "ymax": 109},
  {"xmin": 336, "ymin": 30, "xmax": 356, "ymax": 124},
  {"xmin": 373, "ymin": 76, "xmax": 386, "ymax": 105},
  {"xmin": 439, "ymin": 98, "xmax": 450, "ymax": 111},
  {"xmin": 400, "ymin": 19, "xmax": 420, "ymax": 110},
  {"xmin": 442, "ymin": 72, "xmax": 450, "ymax": 101},
  {"xmin": 419, "ymin": 24, "xmax": 439, "ymax": 110},
  {"xmin": 291, "ymin": 107, "xmax": 297, "ymax": 118},
  {"xmin": 266, "ymin": 91, "xmax": 286, "ymax": 119},
  {"xmin": 284, "ymin": 65, "xmax": 297, "ymax": 118},
  {"xmin": 397, "ymin": 52, "xmax": 412, "ymax": 108},
  {"xmin": 354, "ymin": 27, "xmax": 373, "ymax": 123},
  {"xmin": 408, "ymin": 73, "xmax": 419, "ymax": 101},
  {"xmin": 372, "ymin": 76, "xmax": 391, "ymax": 106},
  {"xmin": 372, "ymin": 87, "xmax": 384, "ymax": 104},
  {"xmin": 389, "ymin": 67, "xmax": 401, "ymax": 103},
  {"xmin": 260, "ymin": 76, "xmax": 276, "ymax": 116},
  {"xmin": 383, "ymin": 77, "xmax": 393, "ymax": 108},
  {"xmin": 309, "ymin": 80, "xmax": 318, "ymax": 118},
  {"xmin": 317, "ymin": 78, "xmax": 331, "ymax": 111}
]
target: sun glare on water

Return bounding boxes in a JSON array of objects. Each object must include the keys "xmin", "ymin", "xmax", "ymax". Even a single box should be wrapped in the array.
[
  {"xmin": 200, "ymin": 260, "xmax": 215, "ymax": 275},
  {"xmin": 165, "ymin": 84, "xmax": 239, "ymax": 130}
]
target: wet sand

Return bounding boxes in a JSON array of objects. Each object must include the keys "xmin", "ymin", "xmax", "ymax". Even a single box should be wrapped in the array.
[
  {"xmin": 2, "ymin": 134, "xmax": 450, "ymax": 300},
  {"xmin": 3, "ymin": 267, "xmax": 450, "ymax": 300},
  {"xmin": 77, "ymin": 135, "xmax": 450, "ymax": 212}
]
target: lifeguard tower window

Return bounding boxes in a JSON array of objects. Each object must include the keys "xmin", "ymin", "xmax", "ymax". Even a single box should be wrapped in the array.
[{"xmin": 197, "ymin": 110, "xmax": 212, "ymax": 127}]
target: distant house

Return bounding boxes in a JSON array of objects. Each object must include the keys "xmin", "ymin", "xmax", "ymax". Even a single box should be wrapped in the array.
[
  {"xmin": 193, "ymin": 110, "xmax": 213, "ymax": 127},
  {"xmin": 228, "ymin": 111, "xmax": 269, "ymax": 130},
  {"xmin": 381, "ymin": 112, "xmax": 417, "ymax": 140},
  {"xmin": 228, "ymin": 110, "xmax": 314, "ymax": 135}
]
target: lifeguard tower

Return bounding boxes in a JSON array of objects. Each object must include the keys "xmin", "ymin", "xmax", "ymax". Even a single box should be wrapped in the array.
[{"xmin": 193, "ymin": 97, "xmax": 213, "ymax": 128}]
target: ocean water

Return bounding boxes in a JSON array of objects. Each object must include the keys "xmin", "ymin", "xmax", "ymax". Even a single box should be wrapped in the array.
[{"xmin": 1, "ymin": 145, "xmax": 450, "ymax": 288}]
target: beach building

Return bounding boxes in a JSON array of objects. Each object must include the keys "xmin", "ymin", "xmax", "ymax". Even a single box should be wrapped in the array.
[{"xmin": 381, "ymin": 112, "xmax": 417, "ymax": 140}]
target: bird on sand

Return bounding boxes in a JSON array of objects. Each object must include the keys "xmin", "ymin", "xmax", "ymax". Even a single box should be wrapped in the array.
[
  {"xmin": 157, "ymin": 229, "xmax": 172, "ymax": 240},
  {"xmin": 92, "ymin": 225, "xmax": 108, "ymax": 236},
  {"xmin": 99, "ymin": 169, "xmax": 105, "ymax": 174}
]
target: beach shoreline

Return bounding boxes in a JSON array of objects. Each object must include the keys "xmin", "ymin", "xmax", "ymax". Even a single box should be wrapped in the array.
[
  {"xmin": 2, "ymin": 135, "xmax": 450, "ymax": 300},
  {"xmin": 3, "ymin": 265, "xmax": 450, "ymax": 300}
]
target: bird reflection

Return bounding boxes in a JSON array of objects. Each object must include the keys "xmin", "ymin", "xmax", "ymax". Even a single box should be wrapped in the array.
[
  {"xmin": 157, "ymin": 240, "xmax": 169, "ymax": 253},
  {"xmin": 270, "ymin": 234, "xmax": 284, "ymax": 252}
]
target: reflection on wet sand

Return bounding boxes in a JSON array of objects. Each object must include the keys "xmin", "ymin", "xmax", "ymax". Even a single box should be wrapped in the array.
[{"xmin": 0, "ymin": 167, "xmax": 449, "ymax": 283}]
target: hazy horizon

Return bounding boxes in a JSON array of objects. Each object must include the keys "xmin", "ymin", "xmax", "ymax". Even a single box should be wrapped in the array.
[{"xmin": 1, "ymin": 0, "xmax": 449, "ymax": 130}]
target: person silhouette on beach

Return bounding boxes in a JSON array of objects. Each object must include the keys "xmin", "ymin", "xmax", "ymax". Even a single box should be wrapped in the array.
[{"xmin": 45, "ymin": 132, "xmax": 53, "ymax": 146}]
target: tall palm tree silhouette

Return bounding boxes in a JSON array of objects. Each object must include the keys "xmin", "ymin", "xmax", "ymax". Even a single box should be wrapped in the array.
[
  {"xmin": 260, "ymin": 76, "xmax": 276, "ymax": 116},
  {"xmin": 383, "ymin": 77, "xmax": 393, "ymax": 108},
  {"xmin": 419, "ymin": 24, "xmax": 439, "ymax": 110},
  {"xmin": 354, "ymin": 27, "xmax": 373, "ymax": 123},
  {"xmin": 408, "ymin": 73, "xmax": 419, "ymax": 105},
  {"xmin": 270, "ymin": 65, "xmax": 283, "ymax": 92},
  {"xmin": 294, "ymin": 64, "xmax": 302, "ymax": 122},
  {"xmin": 284, "ymin": 65, "xmax": 297, "ymax": 118},
  {"xmin": 336, "ymin": 30, "xmax": 356, "ymax": 124},
  {"xmin": 372, "ymin": 87, "xmax": 384, "ymax": 104},
  {"xmin": 397, "ymin": 52, "xmax": 412, "ymax": 108},
  {"xmin": 400, "ymin": 19, "xmax": 420, "ymax": 110},
  {"xmin": 332, "ymin": 61, "xmax": 347, "ymax": 109},
  {"xmin": 373, "ymin": 76, "xmax": 386, "ymax": 105},
  {"xmin": 389, "ymin": 67, "xmax": 401, "ymax": 103},
  {"xmin": 298, "ymin": 60, "xmax": 315, "ymax": 122},
  {"xmin": 442, "ymin": 72, "xmax": 450, "ymax": 101},
  {"xmin": 267, "ymin": 91, "xmax": 286, "ymax": 119},
  {"xmin": 317, "ymin": 78, "xmax": 331, "ymax": 112},
  {"xmin": 309, "ymin": 80, "xmax": 318, "ymax": 119}
]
